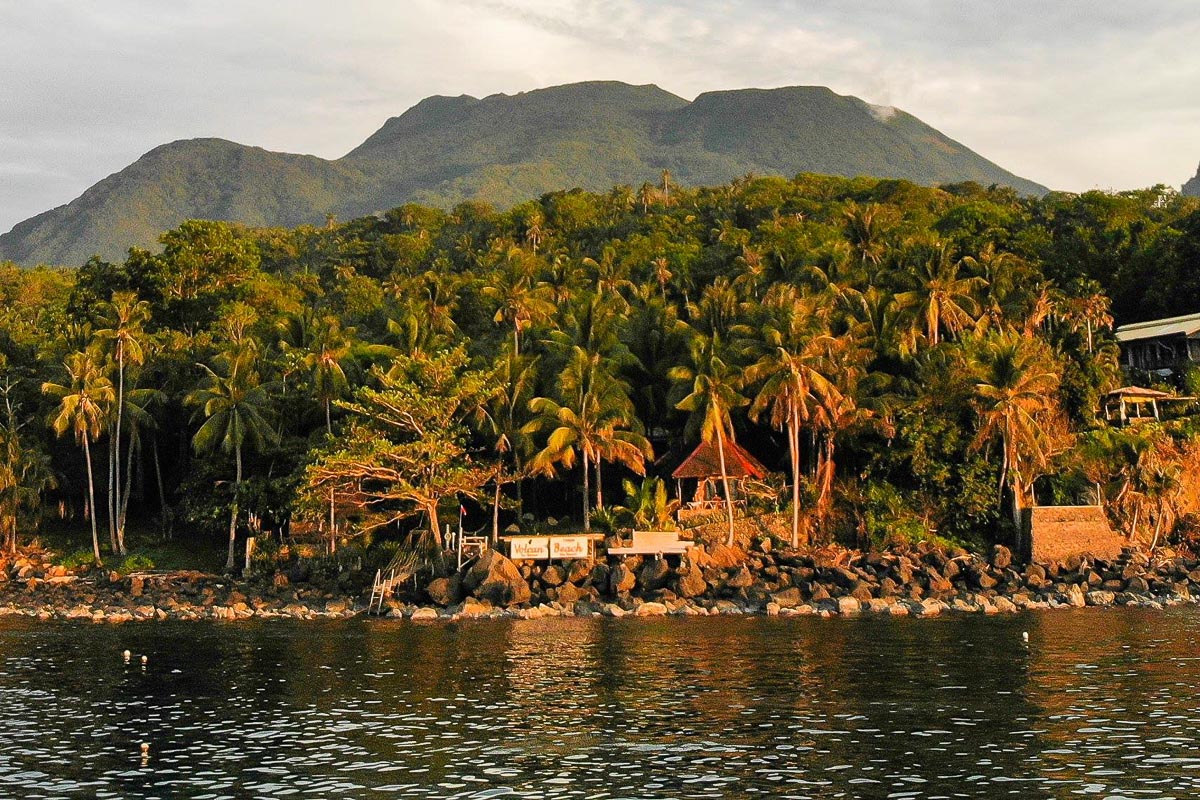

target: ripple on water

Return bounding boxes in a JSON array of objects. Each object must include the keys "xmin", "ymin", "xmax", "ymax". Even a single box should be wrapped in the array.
[{"xmin": 4, "ymin": 611, "xmax": 1200, "ymax": 798}]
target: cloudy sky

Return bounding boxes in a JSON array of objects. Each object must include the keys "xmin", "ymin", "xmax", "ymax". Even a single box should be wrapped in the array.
[{"xmin": 2, "ymin": 0, "xmax": 1198, "ymax": 233}]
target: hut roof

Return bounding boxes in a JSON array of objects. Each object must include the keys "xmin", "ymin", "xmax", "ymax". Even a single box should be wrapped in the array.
[
  {"xmin": 671, "ymin": 439, "xmax": 768, "ymax": 480},
  {"xmin": 1104, "ymin": 386, "xmax": 1191, "ymax": 401}
]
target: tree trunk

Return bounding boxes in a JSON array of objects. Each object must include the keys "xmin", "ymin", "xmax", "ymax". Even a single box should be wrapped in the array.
[
  {"xmin": 582, "ymin": 450, "xmax": 591, "ymax": 532},
  {"xmin": 492, "ymin": 481, "xmax": 501, "ymax": 543},
  {"xmin": 225, "ymin": 445, "xmax": 242, "ymax": 572},
  {"xmin": 715, "ymin": 426, "xmax": 735, "ymax": 547},
  {"xmin": 117, "ymin": 428, "xmax": 136, "ymax": 553},
  {"xmin": 788, "ymin": 412, "xmax": 801, "ymax": 548},
  {"xmin": 83, "ymin": 437, "xmax": 102, "ymax": 565},
  {"xmin": 107, "ymin": 433, "xmax": 118, "ymax": 554},
  {"xmin": 595, "ymin": 459, "xmax": 604, "ymax": 511},
  {"xmin": 325, "ymin": 397, "xmax": 332, "ymax": 437},
  {"xmin": 114, "ymin": 354, "xmax": 125, "ymax": 555},
  {"xmin": 328, "ymin": 487, "xmax": 336, "ymax": 555},
  {"xmin": 152, "ymin": 435, "xmax": 169, "ymax": 538},
  {"xmin": 428, "ymin": 501, "xmax": 442, "ymax": 549}
]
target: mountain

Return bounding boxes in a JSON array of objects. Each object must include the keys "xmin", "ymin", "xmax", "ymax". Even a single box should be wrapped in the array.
[
  {"xmin": 1185, "ymin": 163, "xmax": 1200, "ymax": 197},
  {"xmin": 0, "ymin": 81, "xmax": 1048, "ymax": 266}
]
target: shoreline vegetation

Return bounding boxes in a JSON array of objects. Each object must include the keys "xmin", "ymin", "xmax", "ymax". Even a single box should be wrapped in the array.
[
  {"xmin": 3, "ymin": 173, "xmax": 1200, "ymax": 618},
  {"xmin": 3, "ymin": 537, "xmax": 1198, "ymax": 624}
]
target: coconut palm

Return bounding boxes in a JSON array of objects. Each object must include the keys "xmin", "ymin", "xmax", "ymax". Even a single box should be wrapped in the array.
[
  {"xmin": 745, "ymin": 289, "xmax": 836, "ymax": 546},
  {"xmin": 43, "ymin": 350, "xmax": 114, "ymax": 564},
  {"xmin": 524, "ymin": 347, "xmax": 652, "ymax": 531},
  {"xmin": 482, "ymin": 252, "xmax": 555, "ymax": 354},
  {"xmin": 671, "ymin": 333, "xmax": 748, "ymax": 546},
  {"xmin": 897, "ymin": 243, "xmax": 987, "ymax": 347},
  {"xmin": 186, "ymin": 352, "xmax": 278, "ymax": 571},
  {"xmin": 969, "ymin": 332, "xmax": 1064, "ymax": 527},
  {"xmin": 95, "ymin": 290, "xmax": 151, "ymax": 555},
  {"xmin": 304, "ymin": 316, "xmax": 354, "ymax": 435}
]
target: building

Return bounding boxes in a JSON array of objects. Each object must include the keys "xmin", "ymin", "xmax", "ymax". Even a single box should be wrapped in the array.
[{"xmin": 1115, "ymin": 311, "xmax": 1200, "ymax": 372}]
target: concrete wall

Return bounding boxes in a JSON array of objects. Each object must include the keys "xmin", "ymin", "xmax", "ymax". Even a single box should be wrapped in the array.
[{"xmin": 1020, "ymin": 506, "xmax": 1126, "ymax": 563}]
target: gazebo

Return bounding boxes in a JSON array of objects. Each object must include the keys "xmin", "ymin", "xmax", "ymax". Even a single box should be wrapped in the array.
[
  {"xmin": 671, "ymin": 439, "xmax": 768, "ymax": 517},
  {"xmin": 1102, "ymin": 386, "xmax": 1196, "ymax": 424}
]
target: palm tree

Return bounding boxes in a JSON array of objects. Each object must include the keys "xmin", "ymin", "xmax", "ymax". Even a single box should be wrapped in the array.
[
  {"xmin": 671, "ymin": 333, "xmax": 748, "ymax": 546},
  {"xmin": 969, "ymin": 332, "xmax": 1063, "ymax": 527},
  {"xmin": 304, "ymin": 316, "xmax": 354, "ymax": 435},
  {"xmin": 482, "ymin": 252, "xmax": 555, "ymax": 354},
  {"xmin": 745, "ymin": 289, "xmax": 835, "ymax": 546},
  {"xmin": 96, "ymin": 291, "xmax": 151, "ymax": 555},
  {"xmin": 186, "ymin": 352, "xmax": 278, "ymax": 571},
  {"xmin": 897, "ymin": 243, "xmax": 986, "ymax": 347},
  {"xmin": 525, "ymin": 347, "xmax": 652, "ymax": 531},
  {"xmin": 43, "ymin": 350, "xmax": 114, "ymax": 564}
]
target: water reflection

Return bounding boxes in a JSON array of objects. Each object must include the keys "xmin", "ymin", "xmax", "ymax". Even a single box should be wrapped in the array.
[{"xmin": 2, "ymin": 610, "xmax": 1200, "ymax": 798}]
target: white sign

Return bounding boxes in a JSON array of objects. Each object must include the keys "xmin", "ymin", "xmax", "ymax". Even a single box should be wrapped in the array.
[
  {"xmin": 509, "ymin": 537, "xmax": 550, "ymax": 560},
  {"xmin": 550, "ymin": 536, "xmax": 590, "ymax": 560}
]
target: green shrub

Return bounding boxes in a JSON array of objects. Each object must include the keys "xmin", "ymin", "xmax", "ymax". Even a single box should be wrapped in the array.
[{"xmin": 117, "ymin": 554, "xmax": 155, "ymax": 574}]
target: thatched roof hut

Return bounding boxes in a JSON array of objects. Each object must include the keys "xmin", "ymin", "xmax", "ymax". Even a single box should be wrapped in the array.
[{"xmin": 671, "ymin": 439, "xmax": 768, "ymax": 481}]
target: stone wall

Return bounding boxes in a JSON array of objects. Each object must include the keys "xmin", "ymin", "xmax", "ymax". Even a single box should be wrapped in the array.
[{"xmin": 1020, "ymin": 506, "xmax": 1126, "ymax": 563}]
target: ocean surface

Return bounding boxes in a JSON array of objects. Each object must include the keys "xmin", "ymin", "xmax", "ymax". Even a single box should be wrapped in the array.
[{"xmin": 3, "ymin": 609, "xmax": 1200, "ymax": 799}]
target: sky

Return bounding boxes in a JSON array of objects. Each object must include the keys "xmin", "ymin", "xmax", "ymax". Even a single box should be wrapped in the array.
[{"xmin": 2, "ymin": 0, "xmax": 1199, "ymax": 233}]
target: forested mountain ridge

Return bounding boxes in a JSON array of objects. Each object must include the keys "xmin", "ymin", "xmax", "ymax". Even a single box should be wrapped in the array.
[{"xmin": 0, "ymin": 81, "xmax": 1047, "ymax": 267}]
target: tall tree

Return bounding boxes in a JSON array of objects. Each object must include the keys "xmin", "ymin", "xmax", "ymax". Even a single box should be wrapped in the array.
[
  {"xmin": 969, "ymin": 332, "xmax": 1066, "ymax": 527},
  {"xmin": 186, "ymin": 352, "xmax": 278, "ymax": 571},
  {"xmin": 43, "ymin": 350, "xmax": 114, "ymax": 564},
  {"xmin": 671, "ymin": 333, "xmax": 748, "ymax": 546},
  {"xmin": 96, "ymin": 290, "xmax": 151, "ymax": 555},
  {"xmin": 525, "ymin": 346, "xmax": 652, "ymax": 530}
]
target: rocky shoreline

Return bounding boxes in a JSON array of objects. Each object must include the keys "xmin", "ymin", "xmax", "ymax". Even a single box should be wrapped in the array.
[{"xmin": 3, "ymin": 541, "xmax": 1199, "ymax": 623}]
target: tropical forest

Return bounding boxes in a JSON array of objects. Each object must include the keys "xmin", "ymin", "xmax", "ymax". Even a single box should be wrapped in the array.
[{"xmin": 3, "ymin": 173, "xmax": 1200, "ymax": 572}]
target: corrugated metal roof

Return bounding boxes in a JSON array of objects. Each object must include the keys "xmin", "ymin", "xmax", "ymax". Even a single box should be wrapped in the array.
[{"xmin": 1115, "ymin": 311, "xmax": 1200, "ymax": 342}]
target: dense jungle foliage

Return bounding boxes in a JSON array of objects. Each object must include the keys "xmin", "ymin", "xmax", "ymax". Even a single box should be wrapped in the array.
[{"xmin": 3, "ymin": 173, "xmax": 1200, "ymax": 569}]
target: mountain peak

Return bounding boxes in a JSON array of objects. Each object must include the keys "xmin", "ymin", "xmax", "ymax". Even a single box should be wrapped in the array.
[{"xmin": 1184, "ymin": 163, "xmax": 1200, "ymax": 197}]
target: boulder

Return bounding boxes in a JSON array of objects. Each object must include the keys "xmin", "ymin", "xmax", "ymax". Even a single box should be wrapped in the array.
[
  {"xmin": 638, "ymin": 558, "xmax": 672, "ymax": 591},
  {"xmin": 770, "ymin": 587, "xmax": 802, "ymax": 609},
  {"xmin": 673, "ymin": 566, "xmax": 708, "ymax": 599},
  {"xmin": 540, "ymin": 565, "xmax": 567, "ymax": 587},
  {"xmin": 425, "ymin": 576, "xmax": 460, "ymax": 607},
  {"xmin": 463, "ymin": 551, "xmax": 531, "ymax": 607},
  {"xmin": 990, "ymin": 545, "xmax": 1013, "ymax": 570},
  {"xmin": 635, "ymin": 602, "xmax": 669, "ymax": 616},
  {"xmin": 726, "ymin": 565, "xmax": 754, "ymax": 589},
  {"xmin": 610, "ymin": 563, "xmax": 637, "ymax": 594}
]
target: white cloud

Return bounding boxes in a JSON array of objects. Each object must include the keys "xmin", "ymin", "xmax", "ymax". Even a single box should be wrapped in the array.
[{"xmin": 1, "ymin": 0, "xmax": 1198, "ymax": 232}]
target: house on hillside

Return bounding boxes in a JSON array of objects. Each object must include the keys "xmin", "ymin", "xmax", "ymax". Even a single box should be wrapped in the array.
[{"xmin": 1114, "ymin": 311, "xmax": 1200, "ymax": 372}]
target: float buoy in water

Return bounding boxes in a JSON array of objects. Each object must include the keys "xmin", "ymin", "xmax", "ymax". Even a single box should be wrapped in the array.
[
  {"xmin": 123, "ymin": 650, "xmax": 131, "ymax": 663},
  {"xmin": 140, "ymin": 742, "xmax": 150, "ymax": 765},
  {"xmin": 1022, "ymin": 631, "xmax": 1029, "ymax": 643}
]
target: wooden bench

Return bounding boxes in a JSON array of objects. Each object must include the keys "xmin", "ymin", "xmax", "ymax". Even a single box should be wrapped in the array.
[{"xmin": 607, "ymin": 530, "xmax": 693, "ymax": 557}]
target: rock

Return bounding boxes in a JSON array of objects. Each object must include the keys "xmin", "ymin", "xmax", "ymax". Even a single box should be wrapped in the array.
[
  {"xmin": 917, "ymin": 598, "xmax": 944, "ymax": 617},
  {"xmin": 601, "ymin": 603, "xmax": 627, "ymax": 618},
  {"xmin": 706, "ymin": 544, "xmax": 744, "ymax": 569},
  {"xmin": 610, "ymin": 563, "xmax": 637, "ymax": 594},
  {"xmin": 991, "ymin": 545, "xmax": 1013, "ymax": 570},
  {"xmin": 425, "ymin": 576, "xmax": 459, "ymax": 607},
  {"xmin": 540, "ymin": 565, "xmax": 567, "ymax": 587},
  {"xmin": 1065, "ymin": 584, "xmax": 1086, "ymax": 607},
  {"xmin": 463, "ymin": 551, "xmax": 531, "ymax": 607},
  {"xmin": 410, "ymin": 607, "xmax": 439, "ymax": 620},
  {"xmin": 673, "ymin": 566, "xmax": 708, "ymax": 598},
  {"xmin": 635, "ymin": 602, "xmax": 668, "ymax": 616},
  {"xmin": 556, "ymin": 582, "xmax": 587, "ymax": 606},
  {"xmin": 726, "ymin": 566, "xmax": 754, "ymax": 589},
  {"xmin": 887, "ymin": 602, "xmax": 910, "ymax": 616},
  {"xmin": 769, "ymin": 587, "xmax": 802, "ymax": 609},
  {"xmin": 129, "ymin": 576, "xmax": 145, "ymax": 598},
  {"xmin": 638, "ymin": 558, "xmax": 671, "ymax": 591},
  {"xmin": 836, "ymin": 596, "xmax": 861, "ymax": 615},
  {"xmin": 1126, "ymin": 575, "xmax": 1150, "ymax": 594},
  {"xmin": 1086, "ymin": 590, "xmax": 1116, "ymax": 607},
  {"xmin": 993, "ymin": 596, "xmax": 1017, "ymax": 613},
  {"xmin": 766, "ymin": 602, "xmax": 781, "ymax": 616}
]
